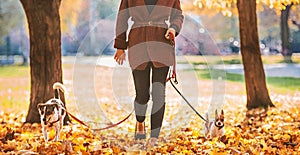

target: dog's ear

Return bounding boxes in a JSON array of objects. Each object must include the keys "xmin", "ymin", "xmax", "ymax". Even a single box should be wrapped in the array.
[
  {"xmin": 37, "ymin": 103, "xmax": 44, "ymax": 110},
  {"xmin": 215, "ymin": 109, "xmax": 218, "ymax": 118},
  {"xmin": 220, "ymin": 110, "xmax": 224, "ymax": 120},
  {"xmin": 37, "ymin": 103, "xmax": 45, "ymax": 114}
]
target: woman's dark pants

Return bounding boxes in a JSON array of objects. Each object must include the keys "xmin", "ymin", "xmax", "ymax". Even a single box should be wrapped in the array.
[{"xmin": 132, "ymin": 62, "xmax": 169, "ymax": 138}]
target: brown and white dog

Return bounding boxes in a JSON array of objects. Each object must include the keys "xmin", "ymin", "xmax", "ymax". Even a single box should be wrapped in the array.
[
  {"xmin": 37, "ymin": 82, "xmax": 66, "ymax": 142},
  {"xmin": 204, "ymin": 109, "xmax": 225, "ymax": 139}
]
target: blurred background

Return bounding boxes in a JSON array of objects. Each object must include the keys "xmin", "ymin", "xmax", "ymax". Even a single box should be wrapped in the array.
[{"xmin": 0, "ymin": 0, "xmax": 299, "ymax": 65}]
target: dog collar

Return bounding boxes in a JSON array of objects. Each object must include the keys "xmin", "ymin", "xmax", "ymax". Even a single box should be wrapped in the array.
[
  {"xmin": 48, "ymin": 117, "xmax": 60, "ymax": 127},
  {"xmin": 216, "ymin": 124, "xmax": 224, "ymax": 130},
  {"xmin": 215, "ymin": 122, "xmax": 224, "ymax": 130}
]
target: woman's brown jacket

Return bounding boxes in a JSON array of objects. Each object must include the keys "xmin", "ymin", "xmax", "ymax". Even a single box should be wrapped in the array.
[{"xmin": 114, "ymin": 0, "xmax": 184, "ymax": 70}]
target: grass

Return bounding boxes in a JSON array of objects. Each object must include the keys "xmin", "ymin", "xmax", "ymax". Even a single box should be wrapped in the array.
[
  {"xmin": 195, "ymin": 69, "xmax": 300, "ymax": 92},
  {"xmin": 0, "ymin": 65, "xmax": 29, "ymax": 77},
  {"xmin": 0, "ymin": 65, "xmax": 30, "ymax": 112},
  {"xmin": 181, "ymin": 54, "xmax": 300, "ymax": 65},
  {"xmin": 266, "ymin": 76, "xmax": 300, "ymax": 91},
  {"xmin": 177, "ymin": 55, "xmax": 300, "ymax": 93}
]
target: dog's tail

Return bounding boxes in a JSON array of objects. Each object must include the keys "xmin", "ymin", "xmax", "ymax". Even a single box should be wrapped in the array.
[{"xmin": 53, "ymin": 82, "xmax": 66, "ymax": 99}]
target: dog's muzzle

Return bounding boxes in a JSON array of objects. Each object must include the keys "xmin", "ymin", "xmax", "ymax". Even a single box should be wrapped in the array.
[
  {"xmin": 215, "ymin": 121, "xmax": 224, "ymax": 130},
  {"xmin": 216, "ymin": 121, "xmax": 223, "ymax": 126},
  {"xmin": 42, "ymin": 117, "xmax": 47, "ymax": 123}
]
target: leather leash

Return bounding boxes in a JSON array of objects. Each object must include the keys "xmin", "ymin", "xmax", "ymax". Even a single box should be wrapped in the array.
[
  {"xmin": 168, "ymin": 72, "xmax": 207, "ymax": 122},
  {"xmin": 166, "ymin": 32, "xmax": 207, "ymax": 122}
]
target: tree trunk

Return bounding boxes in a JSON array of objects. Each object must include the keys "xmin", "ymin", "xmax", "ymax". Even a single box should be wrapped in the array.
[
  {"xmin": 20, "ymin": 0, "xmax": 70, "ymax": 124},
  {"xmin": 237, "ymin": 0, "xmax": 274, "ymax": 110},
  {"xmin": 280, "ymin": 4, "xmax": 293, "ymax": 63}
]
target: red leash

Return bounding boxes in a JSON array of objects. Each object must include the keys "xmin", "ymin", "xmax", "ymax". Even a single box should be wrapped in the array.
[
  {"xmin": 65, "ymin": 110, "xmax": 89, "ymax": 127},
  {"xmin": 92, "ymin": 110, "xmax": 133, "ymax": 131},
  {"xmin": 63, "ymin": 107, "xmax": 133, "ymax": 131}
]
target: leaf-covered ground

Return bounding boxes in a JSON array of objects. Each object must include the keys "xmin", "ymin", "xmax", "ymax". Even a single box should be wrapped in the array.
[
  {"xmin": 0, "ymin": 62, "xmax": 300, "ymax": 154},
  {"xmin": 1, "ymin": 103, "xmax": 300, "ymax": 154}
]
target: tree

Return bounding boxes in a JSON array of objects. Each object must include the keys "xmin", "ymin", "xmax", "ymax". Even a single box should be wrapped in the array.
[
  {"xmin": 279, "ymin": 3, "xmax": 300, "ymax": 63},
  {"xmin": 192, "ymin": 0, "xmax": 281, "ymax": 109},
  {"xmin": 281, "ymin": 4, "xmax": 293, "ymax": 63},
  {"xmin": 20, "ymin": 0, "xmax": 70, "ymax": 123},
  {"xmin": 236, "ymin": 0, "xmax": 274, "ymax": 109}
]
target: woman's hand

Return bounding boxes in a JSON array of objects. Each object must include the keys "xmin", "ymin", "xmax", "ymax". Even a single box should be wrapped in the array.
[
  {"xmin": 165, "ymin": 28, "xmax": 176, "ymax": 39},
  {"xmin": 114, "ymin": 49, "xmax": 126, "ymax": 65}
]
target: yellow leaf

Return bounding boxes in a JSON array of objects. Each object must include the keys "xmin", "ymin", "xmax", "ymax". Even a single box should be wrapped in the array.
[
  {"xmin": 73, "ymin": 144, "xmax": 86, "ymax": 152},
  {"xmin": 111, "ymin": 146, "xmax": 121, "ymax": 154},
  {"xmin": 20, "ymin": 132, "xmax": 34, "ymax": 140},
  {"xmin": 282, "ymin": 134, "xmax": 290, "ymax": 140},
  {"xmin": 273, "ymin": 134, "xmax": 281, "ymax": 140},
  {"xmin": 260, "ymin": 139, "xmax": 268, "ymax": 151},
  {"xmin": 215, "ymin": 141, "xmax": 226, "ymax": 149},
  {"xmin": 284, "ymin": 116, "xmax": 293, "ymax": 122}
]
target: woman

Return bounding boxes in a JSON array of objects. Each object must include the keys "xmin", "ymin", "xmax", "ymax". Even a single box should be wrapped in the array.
[{"xmin": 114, "ymin": 0, "xmax": 183, "ymax": 145}]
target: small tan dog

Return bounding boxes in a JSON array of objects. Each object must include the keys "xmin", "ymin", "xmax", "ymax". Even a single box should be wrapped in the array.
[
  {"xmin": 204, "ymin": 109, "xmax": 225, "ymax": 139},
  {"xmin": 37, "ymin": 82, "xmax": 66, "ymax": 142}
]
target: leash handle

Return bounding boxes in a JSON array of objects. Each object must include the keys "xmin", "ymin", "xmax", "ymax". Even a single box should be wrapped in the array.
[
  {"xmin": 166, "ymin": 67, "xmax": 178, "ymax": 84},
  {"xmin": 172, "ymin": 61, "xmax": 178, "ymax": 84},
  {"xmin": 166, "ymin": 32, "xmax": 178, "ymax": 84},
  {"xmin": 168, "ymin": 32, "xmax": 175, "ymax": 48}
]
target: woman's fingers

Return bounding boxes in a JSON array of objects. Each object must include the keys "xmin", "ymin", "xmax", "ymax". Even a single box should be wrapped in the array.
[
  {"xmin": 114, "ymin": 49, "xmax": 126, "ymax": 65},
  {"xmin": 165, "ymin": 28, "xmax": 176, "ymax": 39},
  {"xmin": 115, "ymin": 52, "xmax": 126, "ymax": 65}
]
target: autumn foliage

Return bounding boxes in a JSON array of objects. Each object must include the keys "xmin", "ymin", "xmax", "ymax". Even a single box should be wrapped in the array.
[
  {"xmin": 192, "ymin": 0, "xmax": 300, "ymax": 15},
  {"xmin": 1, "ymin": 91, "xmax": 300, "ymax": 154}
]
